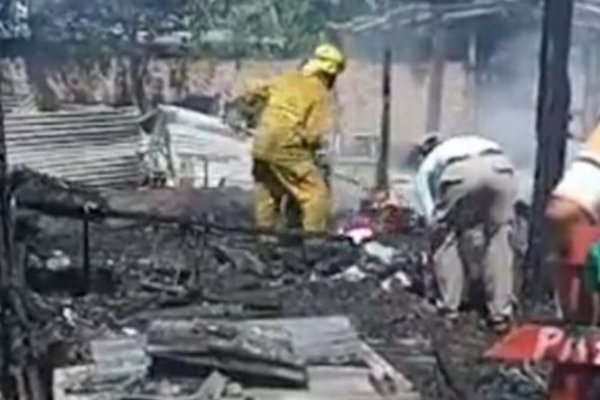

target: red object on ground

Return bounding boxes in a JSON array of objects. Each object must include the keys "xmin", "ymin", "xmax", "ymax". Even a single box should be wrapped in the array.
[
  {"xmin": 486, "ymin": 225, "xmax": 600, "ymax": 400},
  {"xmin": 338, "ymin": 213, "xmax": 376, "ymax": 244},
  {"xmin": 486, "ymin": 323, "xmax": 600, "ymax": 365},
  {"xmin": 380, "ymin": 205, "xmax": 404, "ymax": 234}
]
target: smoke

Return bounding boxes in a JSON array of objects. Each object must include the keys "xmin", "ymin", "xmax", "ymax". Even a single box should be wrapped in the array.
[
  {"xmin": 333, "ymin": 20, "xmax": 589, "ymax": 209},
  {"xmin": 477, "ymin": 29, "xmax": 583, "ymax": 203}
]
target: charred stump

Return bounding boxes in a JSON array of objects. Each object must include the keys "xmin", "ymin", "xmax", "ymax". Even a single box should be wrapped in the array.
[{"xmin": 526, "ymin": 0, "xmax": 574, "ymax": 297}]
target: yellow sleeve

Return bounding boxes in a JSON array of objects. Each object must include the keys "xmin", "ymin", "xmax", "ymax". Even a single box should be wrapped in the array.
[
  {"xmin": 303, "ymin": 95, "xmax": 333, "ymax": 149},
  {"xmin": 239, "ymin": 78, "xmax": 272, "ymax": 105}
]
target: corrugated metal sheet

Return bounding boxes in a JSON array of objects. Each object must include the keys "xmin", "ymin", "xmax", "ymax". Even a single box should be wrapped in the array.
[
  {"xmin": 6, "ymin": 107, "xmax": 142, "ymax": 188},
  {"xmin": 159, "ymin": 105, "xmax": 253, "ymax": 189},
  {"xmin": 1, "ymin": 93, "xmax": 36, "ymax": 114},
  {"xmin": 242, "ymin": 316, "xmax": 364, "ymax": 363}
]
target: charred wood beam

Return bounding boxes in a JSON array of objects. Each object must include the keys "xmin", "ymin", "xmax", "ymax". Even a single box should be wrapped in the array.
[
  {"xmin": 0, "ymin": 27, "xmax": 15, "ymax": 400},
  {"xmin": 376, "ymin": 45, "xmax": 392, "ymax": 189},
  {"xmin": 15, "ymin": 198, "xmax": 352, "ymax": 242},
  {"xmin": 81, "ymin": 216, "xmax": 91, "ymax": 295},
  {"xmin": 201, "ymin": 289, "xmax": 282, "ymax": 311},
  {"xmin": 526, "ymin": 0, "xmax": 574, "ymax": 296},
  {"xmin": 147, "ymin": 319, "xmax": 308, "ymax": 386},
  {"xmin": 130, "ymin": 304, "xmax": 278, "ymax": 322}
]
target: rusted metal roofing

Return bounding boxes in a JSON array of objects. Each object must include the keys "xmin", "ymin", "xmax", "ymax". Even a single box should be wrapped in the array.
[{"xmin": 6, "ymin": 107, "xmax": 142, "ymax": 188}]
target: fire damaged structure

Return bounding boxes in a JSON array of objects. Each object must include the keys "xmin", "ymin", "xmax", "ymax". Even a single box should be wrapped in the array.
[{"xmin": 3, "ymin": 0, "xmax": 600, "ymax": 400}]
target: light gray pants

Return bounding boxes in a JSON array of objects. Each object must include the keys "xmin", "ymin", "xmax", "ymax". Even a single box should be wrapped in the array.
[{"xmin": 432, "ymin": 152, "xmax": 517, "ymax": 320}]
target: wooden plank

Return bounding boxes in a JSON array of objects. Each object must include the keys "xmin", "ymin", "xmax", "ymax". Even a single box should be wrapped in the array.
[
  {"xmin": 240, "ymin": 317, "xmax": 419, "ymax": 399},
  {"xmin": 146, "ymin": 319, "xmax": 308, "ymax": 386},
  {"xmin": 193, "ymin": 371, "xmax": 228, "ymax": 400},
  {"xmin": 131, "ymin": 304, "xmax": 278, "ymax": 322},
  {"xmin": 54, "ymin": 367, "xmax": 227, "ymax": 400},
  {"xmin": 241, "ymin": 316, "xmax": 364, "ymax": 363},
  {"xmin": 361, "ymin": 342, "xmax": 416, "ymax": 397},
  {"xmin": 53, "ymin": 365, "xmax": 103, "ymax": 400},
  {"xmin": 152, "ymin": 353, "xmax": 308, "ymax": 385},
  {"xmin": 239, "ymin": 367, "xmax": 419, "ymax": 400}
]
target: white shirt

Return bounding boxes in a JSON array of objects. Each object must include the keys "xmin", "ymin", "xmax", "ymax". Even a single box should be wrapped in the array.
[{"xmin": 414, "ymin": 136, "xmax": 504, "ymax": 223}]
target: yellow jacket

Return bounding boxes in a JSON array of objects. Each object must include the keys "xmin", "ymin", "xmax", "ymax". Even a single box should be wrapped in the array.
[{"xmin": 242, "ymin": 71, "xmax": 333, "ymax": 172}]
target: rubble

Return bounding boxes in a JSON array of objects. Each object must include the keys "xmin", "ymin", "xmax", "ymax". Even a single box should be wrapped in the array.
[
  {"xmin": 0, "ymin": 170, "xmax": 552, "ymax": 400},
  {"xmin": 146, "ymin": 319, "xmax": 308, "ymax": 386}
]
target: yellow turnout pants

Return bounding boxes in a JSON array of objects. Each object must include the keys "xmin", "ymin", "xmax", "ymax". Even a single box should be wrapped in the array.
[{"xmin": 253, "ymin": 159, "xmax": 330, "ymax": 233}]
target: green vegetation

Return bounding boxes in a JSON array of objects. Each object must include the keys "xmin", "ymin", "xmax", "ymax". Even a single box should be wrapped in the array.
[
  {"xmin": 0, "ymin": 0, "xmax": 537, "ymax": 110},
  {"xmin": 3, "ymin": 0, "xmax": 536, "ymax": 59}
]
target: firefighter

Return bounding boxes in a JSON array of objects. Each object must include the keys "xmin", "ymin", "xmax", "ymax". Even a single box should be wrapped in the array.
[
  {"xmin": 414, "ymin": 134, "xmax": 518, "ymax": 332},
  {"xmin": 238, "ymin": 44, "xmax": 346, "ymax": 235}
]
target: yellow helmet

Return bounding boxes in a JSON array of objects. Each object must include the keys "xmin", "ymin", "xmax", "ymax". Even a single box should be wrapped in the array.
[{"xmin": 302, "ymin": 43, "xmax": 347, "ymax": 76}]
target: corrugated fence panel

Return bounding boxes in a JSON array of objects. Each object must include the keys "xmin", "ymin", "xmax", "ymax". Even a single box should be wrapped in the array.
[
  {"xmin": 1, "ymin": 93, "xmax": 36, "ymax": 114},
  {"xmin": 6, "ymin": 107, "xmax": 142, "ymax": 188},
  {"xmin": 161, "ymin": 105, "xmax": 253, "ymax": 189}
]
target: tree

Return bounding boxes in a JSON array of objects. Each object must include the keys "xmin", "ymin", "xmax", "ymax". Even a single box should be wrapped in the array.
[
  {"xmin": 25, "ymin": 0, "xmax": 191, "ymax": 110},
  {"xmin": 188, "ymin": 0, "xmax": 346, "ymax": 58}
]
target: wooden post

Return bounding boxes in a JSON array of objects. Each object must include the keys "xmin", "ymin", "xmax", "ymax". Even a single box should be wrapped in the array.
[
  {"xmin": 466, "ymin": 30, "xmax": 478, "ymax": 133},
  {"xmin": 376, "ymin": 46, "xmax": 392, "ymax": 189},
  {"xmin": 526, "ymin": 0, "xmax": 574, "ymax": 296},
  {"xmin": 425, "ymin": 12, "xmax": 445, "ymax": 133},
  {"xmin": 82, "ymin": 217, "xmax": 91, "ymax": 294},
  {"xmin": 202, "ymin": 156, "xmax": 209, "ymax": 188}
]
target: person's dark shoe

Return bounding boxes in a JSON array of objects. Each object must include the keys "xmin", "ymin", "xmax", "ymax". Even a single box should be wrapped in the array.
[
  {"xmin": 437, "ymin": 307, "xmax": 460, "ymax": 323},
  {"xmin": 489, "ymin": 315, "xmax": 513, "ymax": 335}
]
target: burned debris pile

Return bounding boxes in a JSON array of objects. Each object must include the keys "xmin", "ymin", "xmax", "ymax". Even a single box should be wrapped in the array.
[
  {"xmin": 0, "ymin": 170, "xmax": 545, "ymax": 400},
  {"xmin": 146, "ymin": 319, "xmax": 308, "ymax": 386}
]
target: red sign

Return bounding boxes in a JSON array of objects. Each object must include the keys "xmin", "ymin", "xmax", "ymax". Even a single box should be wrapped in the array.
[{"xmin": 486, "ymin": 324, "xmax": 600, "ymax": 366}]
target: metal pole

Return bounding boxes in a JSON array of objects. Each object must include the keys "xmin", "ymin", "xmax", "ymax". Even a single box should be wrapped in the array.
[{"xmin": 376, "ymin": 45, "xmax": 391, "ymax": 189}]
